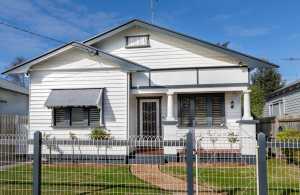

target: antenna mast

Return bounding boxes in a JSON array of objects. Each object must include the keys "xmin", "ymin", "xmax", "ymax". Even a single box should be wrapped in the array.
[{"xmin": 150, "ymin": 0, "xmax": 158, "ymax": 24}]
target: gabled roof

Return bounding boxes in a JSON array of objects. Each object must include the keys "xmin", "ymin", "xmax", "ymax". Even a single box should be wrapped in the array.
[
  {"xmin": 268, "ymin": 80, "xmax": 300, "ymax": 100},
  {"xmin": 84, "ymin": 19, "xmax": 279, "ymax": 69},
  {"xmin": 0, "ymin": 78, "xmax": 28, "ymax": 95},
  {"xmin": 2, "ymin": 41, "xmax": 149, "ymax": 74}
]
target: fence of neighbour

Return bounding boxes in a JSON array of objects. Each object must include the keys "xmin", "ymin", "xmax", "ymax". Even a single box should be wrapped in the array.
[
  {"xmin": 257, "ymin": 116, "xmax": 300, "ymax": 138},
  {"xmin": 0, "ymin": 132, "xmax": 300, "ymax": 195},
  {"xmin": 0, "ymin": 114, "xmax": 28, "ymax": 134}
]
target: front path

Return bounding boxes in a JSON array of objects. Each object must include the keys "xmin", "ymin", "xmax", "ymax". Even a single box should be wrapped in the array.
[{"xmin": 130, "ymin": 164, "xmax": 223, "ymax": 195}]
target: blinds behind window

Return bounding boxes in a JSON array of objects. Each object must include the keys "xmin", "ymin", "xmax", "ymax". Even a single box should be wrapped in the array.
[
  {"xmin": 54, "ymin": 108, "xmax": 66, "ymax": 126},
  {"xmin": 179, "ymin": 96, "xmax": 194, "ymax": 127},
  {"xmin": 89, "ymin": 107, "xmax": 100, "ymax": 127},
  {"xmin": 178, "ymin": 94, "xmax": 225, "ymax": 127},
  {"xmin": 211, "ymin": 96, "xmax": 225, "ymax": 126},
  {"xmin": 195, "ymin": 96, "xmax": 208, "ymax": 126},
  {"xmin": 126, "ymin": 35, "xmax": 149, "ymax": 48}
]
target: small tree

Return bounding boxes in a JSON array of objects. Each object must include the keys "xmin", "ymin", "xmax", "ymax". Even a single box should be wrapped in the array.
[
  {"xmin": 90, "ymin": 127, "xmax": 111, "ymax": 162},
  {"xmin": 227, "ymin": 131, "xmax": 239, "ymax": 149}
]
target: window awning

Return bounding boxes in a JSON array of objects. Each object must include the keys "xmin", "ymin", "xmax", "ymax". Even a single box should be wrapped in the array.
[{"xmin": 45, "ymin": 88, "xmax": 103, "ymax": 108}]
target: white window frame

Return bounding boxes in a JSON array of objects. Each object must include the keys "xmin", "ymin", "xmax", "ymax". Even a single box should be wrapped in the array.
[
  {"xmin": 269, "ymin": 99, "xmax": 284, "ymax": 117},
  {"xmin": 125, "ymin": 35, "xmax": 150, "ymax": 48}
]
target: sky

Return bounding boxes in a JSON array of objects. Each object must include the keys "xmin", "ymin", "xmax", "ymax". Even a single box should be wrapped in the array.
[{"xmin": 0, "ymin": 0, "xmax": 299, "ymax": 82}]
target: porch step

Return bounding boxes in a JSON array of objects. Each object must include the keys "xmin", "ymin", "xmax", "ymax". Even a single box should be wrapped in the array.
[{"xmin": 134, "ymin": 147, "xmax": 164, "ymax": 155}]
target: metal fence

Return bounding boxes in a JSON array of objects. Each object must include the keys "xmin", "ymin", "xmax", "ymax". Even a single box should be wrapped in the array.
[{"xmin": 1, "ymin": 132, "xmax": 300, "ymax": 195}]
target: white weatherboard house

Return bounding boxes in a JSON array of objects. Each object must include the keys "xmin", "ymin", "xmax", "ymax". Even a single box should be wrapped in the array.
[{"xmin": 3, "ymin": 19, "xmax": 278, "ymax": 156}]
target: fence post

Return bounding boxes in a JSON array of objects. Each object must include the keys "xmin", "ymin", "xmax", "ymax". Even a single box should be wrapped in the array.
[
  {"xmin": 33, "ymin": 131, "xmax": 42, "ymax": 195},
  {"xmin": 257, "ymin": 132, "xmax": 268, "ymax": 195},
  {"xmin": 186, "ymin": 131, "xmax": 194, "ymax": 195}
]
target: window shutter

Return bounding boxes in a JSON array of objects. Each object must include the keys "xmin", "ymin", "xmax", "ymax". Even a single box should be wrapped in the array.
[
  {"xmin": 211, "ymin": 95, "xmax": 225, "ymax": 126},
  {"xmin": 54, "ymin": 108, "xmax": 68, "ymax": 127},
  {"xmin": 89, "ymin": 107, "xmax": 100, "ymax": 127}
]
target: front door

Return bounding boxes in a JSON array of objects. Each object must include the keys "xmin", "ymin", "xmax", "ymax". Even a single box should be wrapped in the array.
[{"xmin": 139, "ymin": 99, "xmax": 160, "ymax": 137}]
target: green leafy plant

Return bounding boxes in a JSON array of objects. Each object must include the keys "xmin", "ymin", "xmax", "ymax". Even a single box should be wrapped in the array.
[
  {"xmin": 228, "ymin": 131, "xmax": 239, "ymax": 149},
  {"xmin": 276, "ymin": 128, "xmax": 300, "ymax": 165},
  {"xmin": 90, "ymin": 127, "xmax": 111, "ymax": 160},
  {"xmin": 90, "ymin": 127, "xmax": 110, "ymax": 140}
]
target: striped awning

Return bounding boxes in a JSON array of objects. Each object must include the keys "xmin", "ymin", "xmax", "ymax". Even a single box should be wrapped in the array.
[{"xmin": 45, "ymin": 88, "xmax": 103, "ymax": 108}]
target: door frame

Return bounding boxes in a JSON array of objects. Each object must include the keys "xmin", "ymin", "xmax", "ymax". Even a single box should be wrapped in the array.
[{"xmin": 137, "ymin": 96, "xmax": 162, "ymax": 137}]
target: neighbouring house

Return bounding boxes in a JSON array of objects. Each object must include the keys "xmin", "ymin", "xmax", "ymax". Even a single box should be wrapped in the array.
[
  {"xmin": 264, "ymin": 80, "xmax": 300, "ymax": 118},
  {"xmin": 2, "ymin": 19, "xmax": 278, "ymax": 156},
  {"xmin": 0, "ymin": 78, "xmax": 28, "ymax": 115}
]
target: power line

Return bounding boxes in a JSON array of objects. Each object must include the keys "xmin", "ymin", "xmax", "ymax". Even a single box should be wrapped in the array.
[
  {"xmin": 0, "ymin": 20, "xmax": 66, "ymax": 44},
  {"xmin": 1, "ymin": 19, "xmax": 300, "ymax": 62}
]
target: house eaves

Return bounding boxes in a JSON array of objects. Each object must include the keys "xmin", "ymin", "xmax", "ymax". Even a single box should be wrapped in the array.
[
  {"xmin": 0, "ymin": 78, "xmax": 28, "ymax": 95},
  {"xmin": 2, "ymin": 41, "xmax": 149, "ymax": 74},
  {"xmin": 84, "ymin": 19, "xmax": 279, "ymax": 69}
]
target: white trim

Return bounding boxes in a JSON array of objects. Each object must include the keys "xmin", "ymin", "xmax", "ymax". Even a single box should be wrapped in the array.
[
  {"xmin": 131, "ymin": 86, "xmax": 248, "ymax": 95},
  {"xmin": 139, "ymin": 99, "xmax": 160, "ymax": 136}
]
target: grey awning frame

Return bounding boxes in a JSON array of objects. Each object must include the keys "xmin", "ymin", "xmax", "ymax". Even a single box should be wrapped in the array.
[{"xmin": 45, "ymin": 88, "xmax": 104, "ymax": 108}]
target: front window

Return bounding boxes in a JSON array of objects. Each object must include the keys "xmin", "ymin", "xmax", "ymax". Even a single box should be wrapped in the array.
[
  {"xmin": 178, "ymin": 93, "xmax": 225, "ymax": 127},
  {"xmin": 53, "ymin": 107, "xmax": 100, "ymax": 128}
]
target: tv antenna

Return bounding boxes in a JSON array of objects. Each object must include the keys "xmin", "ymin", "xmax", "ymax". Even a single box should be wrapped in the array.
[{"xmin": 150, "ymin": 0, "xmax": 158, "ymax": 23}]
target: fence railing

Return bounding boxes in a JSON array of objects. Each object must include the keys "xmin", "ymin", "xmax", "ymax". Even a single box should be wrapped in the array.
[
  {"xmin": 1, "ymin": 132, "xmax": 300, "ymax": 195},
  {"xmin": 0, "ymin": 114, "xmax": 28, "ymax": 134}
]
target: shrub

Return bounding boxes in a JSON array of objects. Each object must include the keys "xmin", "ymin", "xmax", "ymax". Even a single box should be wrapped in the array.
[
  {"xmin": 276, "ymin": 128, "xmax": 300, "ymax": 165},
  {"xmin": 90, "ymin": 127, "xmax": 110, "ymax": 140}
]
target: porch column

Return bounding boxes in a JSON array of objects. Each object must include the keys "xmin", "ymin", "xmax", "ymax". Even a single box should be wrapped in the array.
[
  {"xmin": 242, "ymin": 89, "xmax": 253, "ymax": 120},
  {"xmin": 166, "ymin": 92, "xmax": 175, "ymax": 121}
]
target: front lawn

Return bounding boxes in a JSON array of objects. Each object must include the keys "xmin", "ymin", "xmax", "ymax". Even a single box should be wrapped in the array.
[
  {"xmin": 160, "ymin": 159, "xmax": 300, "ymax": 195},
  {"xmin": 0, "ymin": 163, "xmax": 169, "ymax": 195}
]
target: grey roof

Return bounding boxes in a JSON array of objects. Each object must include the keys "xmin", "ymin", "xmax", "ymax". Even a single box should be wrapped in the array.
[
  {"xmin": 0, "ymin": 78, "xmax": 28, "ymax": 95},
  {"xmin": 45, "ymin": 88, "xmax": 103, "ymax": 108},
  {"xmin": 268, "ymin": 80, "xmax": 300, "ymax": 99},
  {"xmin": 84, "ymin": 19, "xmax": 279, "ymax": 69},
  {"xmin": 2, "ymin": 42, "xmax": 149, "ymax": 74}
]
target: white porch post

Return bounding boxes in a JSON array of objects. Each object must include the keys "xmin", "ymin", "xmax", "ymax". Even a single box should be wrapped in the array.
[
  {"xmin": 242, "ymin": 89, "xmax": 253, "ymax": 120},
  {"xmin": 166, "ymin": 92, "xmax": 175, "ymax": 121}
]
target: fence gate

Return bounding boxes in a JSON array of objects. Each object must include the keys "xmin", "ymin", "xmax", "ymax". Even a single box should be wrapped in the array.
[{"xmin": 195, "ymin": 135, "xmax": 258, "ymax": 195}]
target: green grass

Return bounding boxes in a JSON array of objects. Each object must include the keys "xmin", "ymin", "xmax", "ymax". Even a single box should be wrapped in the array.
[
  {"xmin": 0, "ymin": 163, "xmax": 169, "ymax": 195},
  {"xmin": 160, "ymin": 159, "xmax": 300, "ymax": 195}
]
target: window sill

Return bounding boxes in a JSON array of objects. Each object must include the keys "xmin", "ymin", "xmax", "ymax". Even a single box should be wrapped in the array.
[
  {"xmin": 125, "ymin": 45, "xmax": 151, "ymax": 49},
  {"xmin": 176, "ymin": 126, "xmax": 228, "ymax": 129},
  {"xmin": 52, "ymin": 126, "xmax": 99, "ymax": 129}
]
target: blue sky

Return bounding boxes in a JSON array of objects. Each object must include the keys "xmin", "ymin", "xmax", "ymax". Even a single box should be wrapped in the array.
[{"xmin": 0, "ymin": 0, "xmax": 299, "ymax": 82}]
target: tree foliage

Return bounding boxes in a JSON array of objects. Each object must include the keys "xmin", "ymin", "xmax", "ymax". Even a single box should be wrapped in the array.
[
  {"xmin": 250, "ymin": 85, "xmax": 265, "ymax": 118},
  {"xmin": 251, "ymin": 67, "xmax": 284, "ymax": 97},
  {"xmin": 250, "ymin": 67, "xmax": 284, "ymax": 118},
  {"xmin": 5, "ymin": 57, "xmax": 28, "ymax": 87}
]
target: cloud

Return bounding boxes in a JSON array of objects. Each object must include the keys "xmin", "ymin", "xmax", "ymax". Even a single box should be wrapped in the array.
[{"xmin": 224, "ymin": 25, "xmax": 271, "ymax": 37}]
